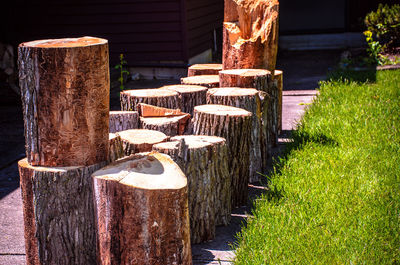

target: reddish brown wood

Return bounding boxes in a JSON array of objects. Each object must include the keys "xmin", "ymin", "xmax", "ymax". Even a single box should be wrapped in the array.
[
  {"xmin": 117, "ymin": 129, "xmax": 168, "ymax": 155},
  {"xmin": 181, "ymin": 75, "xmax": 219, "ymax": 88},
  {"xmin": 109, "ymin": 133, "xmax": 124, "ymax": 163},
  {"xmin": 137, "ymin": 103, "xmax": 184, "ymax": 117},
  {"xmin": 187, "ymin": 64, "xmax": 222, "ymax": 77},
  {"xmin": 120, "ymin": 89, "xmax": 180, "ymax": 111},
  {"xmin": 18, "ymin": 36, "xmax": 110, "ymax": 166},
  {"xmin": 140, "ymin": 115, "xmax": 190, "ymax": 136}
]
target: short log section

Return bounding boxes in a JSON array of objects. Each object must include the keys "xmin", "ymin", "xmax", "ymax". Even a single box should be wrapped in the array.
[
  {"xmin": 187, "ymin": 64, "xmax": 222, "ymax": 77},
  {"xmin": 109, "ymin": 133, "xmax": 124, "ymax": 163},
  {"xmin": 109, "ymin": 111, "xmax": 139, "ymax": 133},
  {"xmin": 192, "ymin": 104, "xmax": 251, "ymax": 207},
  {"xmin": 18, "ymin": 36, "xmax": 109, "ymax": 166},
  {"xmin": 140, "ymin": 115, "xmax": 190, "ymax": 136},
  {"xmin": 274, "ymin": 70, "xmax": 283, "ymax": 134},
  {"xmin": 207, "ymin": 87, "xmax": 266, "ymax": 182},
  {"xmin": 120, "ymin": 89, "xmax": 180, "ymax": 111},
  {"xmin": 18, "ymin": 158, "xmax": 105, "ymax": 265},
  {"xmin": 117, "ymin": 129, "xmax": 168, "ymax": 155},
  {"xmin": 162, "ymin": 85, "xmax": 208, "ymax": 116},
  {"xmin": 153, "ymin": 135, "xmax": 230, "ymax": 242},
  {"xmin": 93, "ymin": 152, "xmax": 192, "ymax": 265},
  {"xmin": 181, "ymin": 75, "xmax": 219, "ymax": 88}
]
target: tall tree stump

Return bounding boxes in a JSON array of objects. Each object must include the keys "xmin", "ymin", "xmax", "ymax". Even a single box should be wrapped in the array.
[
  {"xmin": 222, "ymin": 0, "xmax": 279, "ymax": 72},
  {"xmin": 92, "ymin": 152, "xmax": 192, "ymax": 265},
  {"xmin": 181, "ymin": 75, "xmax": 219, "ymax": 88},
  {"xmin": 187, "ymin": 64, "xmax": 222, "ymax": 77},
  {"xmin": 153, "ymin": 135, "xmax": 230, "ymax": 242},
  {"xmin": 120, "ymin": 89, "xmax": 180, "ymax": 111},
  {"xmin": 162, "ymin": 85, "xmax": 208, "ymax": 116},
  {"xmin": 207, "ymin": 87, "xmax": 267, "ymax": 182},
  {"xmin": 18, "ymin": 158, "xmax": 106, "ymax": 265},
  {"xmin": 140, "ymin": 115, "xmax": 190, "ymax": 136},
  {"xmin": 109, "ymin": 111, "xmax": 139, "ymax": 133},
  {"xmin": 109, "ymin": 133, "xmax": 124, "ymax": 163},
  {"xmin": 117, "ymin": 129, "xmax": 168, "ymax": 155},
  {"xmin": 18, "ymin": 36, "xmax": 110, "ymax": 166},
  {"xmin": 192, "ymin": 104, "xmax": 251, "ymax": 207},
  {"xmin": 274, "ymin": 70, "xmax": 283, "ymax": 134},
  {"xmin": 219, "ymin": 68, "xmax": 278, "ymax": 148}
]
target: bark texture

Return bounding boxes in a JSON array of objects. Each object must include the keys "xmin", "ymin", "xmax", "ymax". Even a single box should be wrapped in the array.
[
  {"xmin": 109, "ymin": 111, "xmax": 139, "ymax": 133},
  {"xmin": 192, "ymin": 104, "xmax": 251, "ymax": 207},
  {"xmin": 140, "ymin": 115, "xmax": 190, "ymax": 137},
  {"xmin": 180, "ymin": 75, "xmax": 220, "ymax": 88},
  {"xmin": 187, "ymin": 64, "xmax": 223, "ymax": 77},
  {"xmin": 274, "ymin": 70, "xmax": 283, "ymax": 134},
  {"xmin": 117, "ymin": 129, "xmax": 168, "ymax": 155},
  {"xmin": 162, "ymin": 85, "xmax": 208, "ymax": 116},
  {"xmin": 120, "ymin": 89, "xmax": 180, "ymax": 111},
  {"xmin": 18, "ymin": 36, "xmax": 110, "ymax": 167},
  {"xmin": 109, "ymin": 133, "xmax": 124, "ymax": 163},
  {"xmin": 207, "ymin": 87, "xmax": 266, "ymax": 182},
  {"xmin": 153, "ymin": 135, "xmax": 230, "ymax": 242},
  {"xmin": 18, "ymin": 158, "xmax": 106, "ymax": 265},
  {"xmin": 92, "ymin": 152, "xmax": 192, "ymax": 265},
  {"xmin": 222, "ymin": 0, "xmax": 279, "ymax": 72}
]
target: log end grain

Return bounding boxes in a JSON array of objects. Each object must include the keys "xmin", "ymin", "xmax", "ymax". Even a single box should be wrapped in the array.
[
  {"xmin": 181, "ymin": 75, "xmax": 220, "ymax": 88},
  {"xmin": 187, "ymin": 64, "xmax": 223, "ymax": 77},
  {"xmin": 19, "ymin": 36, "xmax": 107, "ymax": 48},
  {"xmin": 120, "ymin": 89, "xmax": 180, "ymax": 111},
  {"xmin": 162, "ymin": 84, "xmax": 209, "ymax": 94},
  {"xmin": 117, "ymin": 129, "xmax": 168, "ymax": 154},
  {"xmin": 194, "ymin": 104, "xmax": 252, "ymax": 117}
]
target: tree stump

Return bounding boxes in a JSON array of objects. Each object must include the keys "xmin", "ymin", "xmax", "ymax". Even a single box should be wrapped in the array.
[
  {"xmin": 140, "ymin": 115, "xmax": 190, "ymax": 136},
  {"xmin": 18, "ymin": 158, "xmax": 106, "ymax": 265},
  {"xmin": 207, "ymin": 87, "xmax": 267, "ymax": 182},
  {"xmin": 219, "ymin": 68, "xmax": 278, "ymax": 148},
  {"xmin": 192, "ymin": 104, "xmax": 251, "ymax": 207},
  {"xmin": 92, "ymin": 152, "xmax": 192, "ymax": 265},
  {"xmin": 109, "ymin": 111, "xmax": 139, "ymax": 133},
  {"xmin": 187, "ymin": 64, "xmax": 222, "ymax": 77},
  {"xmin": 18, "ymin": 36, "xmax": 109, "ymax": 166},
  {"xmin": 180, "ymin": 75, "xmax": 219, "ymax": 88},
  {"xmin": 153, "ymin": 135, "xmax": 230, "ymax": 242},
  {"xmin": 137, "ymin": 103, "xmax": 184, "ymax": 117},
  {"xmin": 120, "ymin": 89, "xmax": 180, "ymax": 111},
  {"xmin": 109, "ymin": 133, "xmax": 124, "ymax": 163},
  {"xmin": 274, "ymin": 70, "xmax": 283, "ymax": 134},
  {"xmin": 117, "ymin": 129, "xmax": 168, "ymax": 155},
  {"xmin": 222, "ymin": 0, "xmax": 279, "ymax": 72},
  {"xmin": 162, "ymin": 85, "xmax": 208, "ymax": 116}
]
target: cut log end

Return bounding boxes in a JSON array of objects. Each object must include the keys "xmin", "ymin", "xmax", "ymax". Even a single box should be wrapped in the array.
[
  {"xmin": 140, "ymin": 115, "xmax": 190, "ymax": 136},
  {"xmin": 120, "ymin": 89, "xmax": 180, "ymax": 111},
  {"xmin": 194, "ymin": 104, "xmax": 252, "ymax": 117},
  {"xmin": 208, "ymin": 87, "xmax": 259, "ymax": 97},
  {"xmin": 19, "ymin": 36, "xmax": 107, "ymax": 48},
  {"xmin": 181, "ymin": 75, "xmax": 220, "ymax": 88},
  {"xmin": 187, "ymin": 64, "xmax": 223, "ymax": 77},
  {"xmin": 117, "ymin": 129, "xmax": 168, "ymax": 154},
  {"xmin": 162, "ymin": 84, "xmax": 208, "ymax": 94}
]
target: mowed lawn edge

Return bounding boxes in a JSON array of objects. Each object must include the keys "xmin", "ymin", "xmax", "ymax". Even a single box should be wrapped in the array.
[{"xmin": 234, "ymin": 69, "xmax": 400, "ymax": 264}]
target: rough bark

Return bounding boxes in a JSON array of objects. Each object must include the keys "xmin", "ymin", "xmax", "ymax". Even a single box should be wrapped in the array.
[
  {"xmin": 192, "ymin": 104, "xmax": 251, "ymax": 207},
  {"xmin": 162, "ymin": 85, "xmax": 208, "ymax": 116},
  {"xmin": 140, "ymin": 115, "xmax": 190, "ymax": 136},
  {"xmin": 137, "ymin": 103, "xmax": 184, "ymax": 117},
  {"xmin": 92, "ymin": 152, "xmax": 192, "ymax": 265},
  {"xmin": 207, "ymin": 87, "xmax": 266, "ymax": 182},
  {"xmin": 17, "ymin": 36, "xmax": 110, "ymax": 167},
  {"xmin": 187, "ymin": 64, "xmax": 222, "ymax": 77},
  {"xmin": 109, "ymin": 111, "xmax": 139, "ymax": 133},
  {"xmin": 109, "ymin": 133, "xmax": 124, "ymax": 163},
  {"xmin": 153, "ymin": 135, "xmax": 230, "ymax": 242},
  {"xmin": 222, "ymin": 0, "xmax": 279, "ymax": 72},
  {"xmin": 180, "ymin": 75, "xmax": 219, "ymax": 88},
  {"xmin": 274, "ymin": 70, "xmax": 283, "ymax": 134},
  {"xmin": 120, "ymin": 89, "xmax": 180, "ymax": 111},
  {"xmin": 117, "ymin": 129, "xmax": 168, "ymax": 155},
  {"xmin": 18, "ymin": 158, "xmax": 106, "ymax": 265}
]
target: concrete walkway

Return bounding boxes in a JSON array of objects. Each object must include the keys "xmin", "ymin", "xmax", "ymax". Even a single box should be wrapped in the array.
[{"xmin": 0, "ymin": 50, "xmax": 340, "ymax": 265}]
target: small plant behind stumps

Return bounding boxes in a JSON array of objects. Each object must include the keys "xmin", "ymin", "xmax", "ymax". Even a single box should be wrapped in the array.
[{"xmin": 114, "ymin": 53, "xmax": 130, "ymax": 91}]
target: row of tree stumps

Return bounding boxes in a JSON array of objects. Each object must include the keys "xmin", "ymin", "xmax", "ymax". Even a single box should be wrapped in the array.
[{"xmin": 17, "ymin": 0, "xmax": 281, "ymax": 264}]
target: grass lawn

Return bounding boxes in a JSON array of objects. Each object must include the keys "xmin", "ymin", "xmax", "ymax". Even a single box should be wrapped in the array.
[{"xmin": 234, "ymin": 69, "xmax": 400, "ymax": 264}]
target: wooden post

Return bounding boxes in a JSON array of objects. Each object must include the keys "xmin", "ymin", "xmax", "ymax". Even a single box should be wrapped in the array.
[
  {"xmin": 117, "ymin": 129, "xmax": 168, "ymax": 155},
  {"xmin": 162, "ymin": 85, "xmax": 208, "ymax": 116},
  {"xmin": 187, "ymin": 64, "xmax": 222, "ymax": 77},
  {"xmin": 18, "ymin": 36, "xmax": 110, "ymax": 167},
  {"xmin": 153, "ymin": 135, "xmax": 231, "ymax": 242},
  {"xmin": 222, "ymin": 0, "xmax": 279, "ymax": 72},
  {"xmin": 18, "ymin": 158, "xmax": 106, "ymax": 265},
  {"xmin": 181, "ymin": 75, "xmax": 220, "ymax": 88},
  {"xmin": 93, "ymin": 152, "xmax": 192, "ymax": 265},
  {"xmin": 192, "ymin": 104, "xmax": 251, "ymax": 207},
  {"xmin": 120, "ymin": 89, "xmax": 180, "ymax": 111},
  {"xmin": 140, "ymin": 115, "xmax": 190, "ymax": 136},
  {"xmin": 109, "ymin": 133, "xmax": 124, "ymax": 163},
  {"xmin": 207, "ymin": 87, "xmax": 267, "ymax": 182},
  {"xmin": 109, "ymin": 111, "xmax": 139, "ymax": 133},
  {"xmin": 274, "ymin": 70, "xmax": 283, "ymax": 134}
]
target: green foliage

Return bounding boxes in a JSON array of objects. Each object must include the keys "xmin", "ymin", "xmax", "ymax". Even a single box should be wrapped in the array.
[
  {"xmin": 363, "ymin": 30, "xmax": 390, "ymax": 65},
  {"xmin": 234, "ymin": 70, "xmax": 400, "ymax": 264},
  {"xmin": 114, "ymin": 54, "xmax": 130, "ymax": 91}
]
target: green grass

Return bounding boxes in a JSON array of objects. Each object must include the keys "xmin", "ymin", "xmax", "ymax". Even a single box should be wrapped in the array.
[{"xmin": 234, "ymin": 69, "xmax": 400, "ymax": 264}]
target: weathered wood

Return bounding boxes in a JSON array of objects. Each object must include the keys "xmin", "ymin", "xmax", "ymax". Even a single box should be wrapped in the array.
[
  {"xmin": 109, "ymin": 111, "xmax": 139, "ymax": 133},
  {"xmin": 153, "ymin": 135, "xmax": 230, "ymax": 242},
  {"xmin": 18, "ymin": 158, "xmax": 106, "ymax": 265},
  {"xmin": 192, "ymin": 104, "xmax": 251, "ymax": 207},
  {"xmin": 187, "ymin": 64, "xmax": 222, "ymax": 77},
  {"xmin": 120, "ymin": 89, "xmax": 180, "ymax": 111},
  {"xmin": 180, "ymin": 75, "xmax": 219, "ymax": 88},
  {"xmin": 162, "ymin": 85, "xmax": 208, "ymax": 116},
  {"xmin": 140, "ymin": 115, "xmax": 190, "ymax": 137},
  {"xmin": 117, "ymin": 129, "xmax": 168, "ymax": 155},
  {"xmin": 222, "ymin": 0, "xmax": 279, "ymax": 72},
  {"xmin": 17, "ymin": 36, "xmax": 110, "ymax": 166},
  {"xmin": 274, "ymin": 70, "xmax": 283, "ymax": 134},
  {"xmin": 207, "ymin": 87, "xmax": 267, "ymax": 182},
  {"xmin": 108, "ymin": 133, "xmax": 124, "ymax": 163},
  {"xmin": 137, "ymin": 103, "xmax": 184, "ymax": 117},
  {"xmin": 93, "ymin": 152, "xmax": 192, "ymax": 265}
]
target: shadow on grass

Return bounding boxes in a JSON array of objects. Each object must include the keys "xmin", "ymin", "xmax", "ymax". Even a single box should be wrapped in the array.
[{"xmin": 327, "ymin": 67, "xmax": 377, "ymax": 84}]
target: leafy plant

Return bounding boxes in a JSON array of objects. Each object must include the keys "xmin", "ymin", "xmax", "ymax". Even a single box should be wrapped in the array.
[
  {"xmin": 363, "ymin": 30, "xmax": 390, "ymax": 65},
  {"xmin": 114, "ymin": 54, "xmax": 130, "ymax": 91}
]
